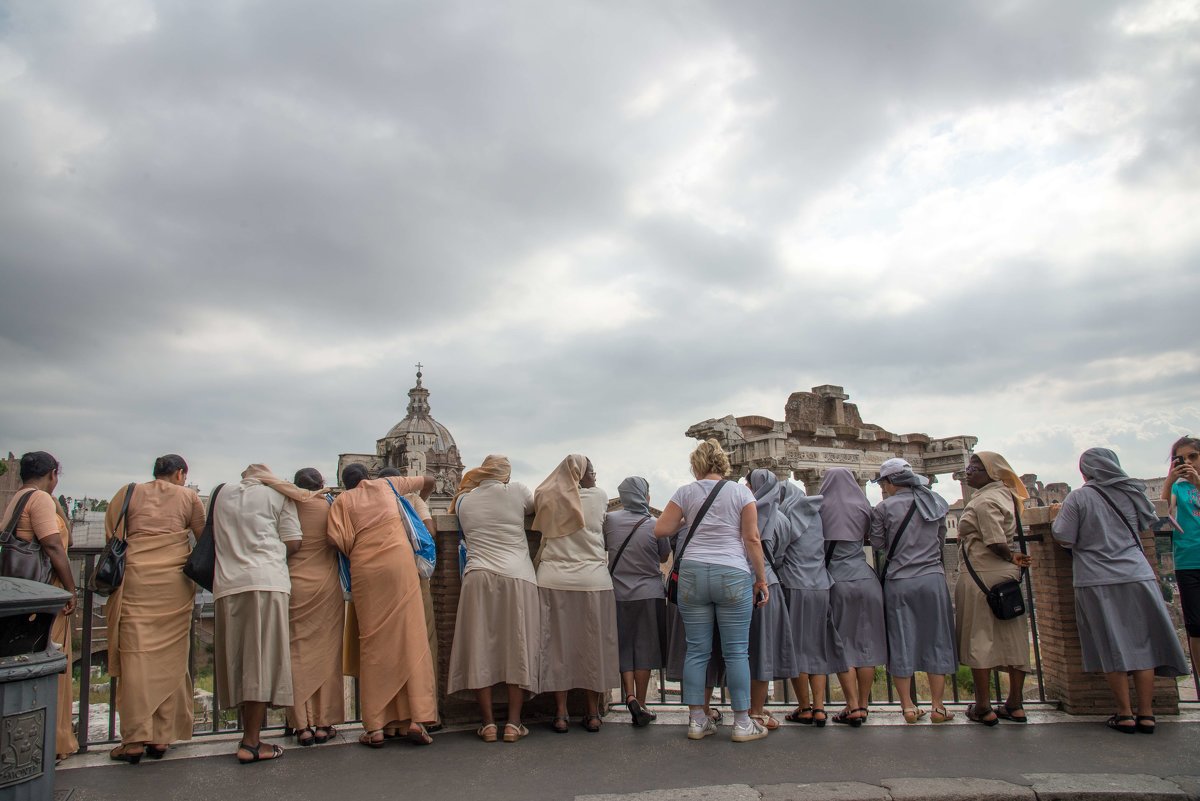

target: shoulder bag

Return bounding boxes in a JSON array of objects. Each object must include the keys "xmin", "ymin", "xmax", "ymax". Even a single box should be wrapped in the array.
[
  {"xmin": 960, "ymin": 497, "xmax": 1028, "ymax": 620},
  {"xmin": 608, "ymin": 517, "xmax": 649, "ymax": 575},
  {"xmin": 666, "ymin": 479, "xmax": 729, "ymax": 604},
  {"xmin": 877, "ymin": 501, "xmax": 917, "ymax": 588},
  {"xmin": 183, "ymin": 483, "xmax": 225, "ymax": 591},
  {"xmin": 385, "ymin": 480, "xmax": 437, "ymax": 579},
  {"xmin": 88, "ymin": 483, "xmax": 135, "ymax": 596},
  {"xmin": 0, "ymin": 490, "xmax": 53, "ymax": 583}
]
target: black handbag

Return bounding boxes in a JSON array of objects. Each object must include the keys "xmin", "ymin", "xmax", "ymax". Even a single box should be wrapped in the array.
[
  {"xmin": 0, "ymin": 490, "xmax": 53, "ymax": 583},
  {"xmin": 183, "ymin": 483, "xmax": 225, "ymax": 592},
  {"xmin": 666, "ymin": 480, "xmax": 728, "ymax": 604},
  {"xmin": 88, "ymin": 483, "xmax": 135, "ymax": 597},
  {"xmin": 961, "ymin": 498, "xmax": 1028, "ymax": 620}
]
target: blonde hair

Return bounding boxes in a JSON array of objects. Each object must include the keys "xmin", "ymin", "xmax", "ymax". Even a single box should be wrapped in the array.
[{"xmin": 690, "ymin": 438, "xmax": 731, "ymax": 479}]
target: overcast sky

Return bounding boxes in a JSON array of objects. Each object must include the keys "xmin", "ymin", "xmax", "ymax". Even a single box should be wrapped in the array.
[{"xmin": 2, "ymin": 0, "xmax": 1197, "ymax": 505}]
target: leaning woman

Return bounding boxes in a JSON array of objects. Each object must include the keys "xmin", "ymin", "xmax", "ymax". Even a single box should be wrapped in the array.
[
  {"xmin": 1052, "ymin": 448, "xmax": 1188, "ymax": 734},
  {"xmin": 105, "ymin": 455, "xmax": 205, "ymax": 763},
  {"xmin": 869, "ymin": 458, "xmax": 957, "ymax": 724},
  {"xmin": 446, "ymin": 455, "xmax": 541, "ymax": 743},
  {"xmin": 654, "ymin": 439, "xmax": 769, "ymax": 743},
  {"xmin": 285, "ymin": 468, "xmax": 345, "ymax": 745},
  {"xmin": 605, "ymin": 476, "xmax": 670, "ymax": 726},
  {"xmin": 820, "ymin": 467, "xmax": 884, "ymax": 727},
  {"xmin": 2, "ymin": 452, "xmax": 79, "ymax": 761},
  {"xmin": 956, "ymin": 452, "xmax": 1034, "ymax": 725},
  {"xmin": 533, "ymin": 455, "xmax": 619, "ymax": 733},
  {"xmin": 744, "ymin": 470, "xmax": 796, "ymax": 732}
]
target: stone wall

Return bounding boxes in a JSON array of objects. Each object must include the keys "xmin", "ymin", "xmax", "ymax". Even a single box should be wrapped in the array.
[{"xmin": 1024, "ymin": 504, "xmax": 1179, "ymax": 715}]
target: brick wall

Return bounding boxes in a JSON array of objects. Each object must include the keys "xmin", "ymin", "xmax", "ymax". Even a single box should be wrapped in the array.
[{"xmin": 1024, "ymin": 505, "xmax": 1179, "ymax": 715}]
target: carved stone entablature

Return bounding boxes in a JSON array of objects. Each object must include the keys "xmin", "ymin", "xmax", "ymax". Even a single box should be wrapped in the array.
[{"xmin": 688, "ymin": 385, "xmax": 977, "ymax": 491}]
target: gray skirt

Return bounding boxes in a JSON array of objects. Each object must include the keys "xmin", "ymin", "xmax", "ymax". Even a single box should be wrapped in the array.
[
  {"xmin": 829, "ymin": 577, "xmax": 887, "ymax": 669},
  {"xmin": 783, "ymin": 587, "xmax": 847, "ymax": 675},
  {"xmin": 616, "ymin": 598, "xmax": 667, "ymax": 673},
  {"xmin": 883, "ymin": 573, "xmax": 957, "ymax": 677},
  {"xmin": 446, "ymin": 570, "xmax": 542, "ymax": 696},
  {"xmin": 539, "ymin": 587, "xmax": 620, "ymax": 693},
  {"xmin": 749, "ymin": 584, "xmax": 796, "ymax": 681},
  {"xmin": 215, "ymin": 591, "xmax": 294, "ymax": 709},
  {"xmin": 665, "ymin": 602, "xmax": 725, "ymax": 685},
  {"xmin": 1075, "ymin": 580, "xmax": 1189, "ymax": 676}
]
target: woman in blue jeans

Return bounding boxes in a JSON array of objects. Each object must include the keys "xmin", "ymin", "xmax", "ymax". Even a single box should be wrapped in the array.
[{"xmin": 655, "ymin": 439, "xmax": 770, "ymax": 742}]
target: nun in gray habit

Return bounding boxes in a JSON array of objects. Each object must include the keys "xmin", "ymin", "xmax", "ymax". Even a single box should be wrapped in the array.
[
  {"xmin": 604, "ymin": 476, "xmax": 670, "ymax": 726},
  {"xmin": 1051, "ymin": 448, "xmax": 1188, "ymax": 734},
  {"xmin": 869, "ymin": 458, "xmax": 957, "ymax": 724},
  {"xmin": 777, "ymin": 480, "xmax": 847, "ymax": 727},
  {"xmin": 820, "ymin": 467, "xmax": 885, "ymax": 726},
  {"xmin": 745, "ymin": 470, "xmax": 798, "ymax": 729}
]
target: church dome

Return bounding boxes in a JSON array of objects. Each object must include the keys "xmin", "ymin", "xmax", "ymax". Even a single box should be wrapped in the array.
[{"xmin": 382, "ymin": 368, "xmax": 457, "ymax": 452}]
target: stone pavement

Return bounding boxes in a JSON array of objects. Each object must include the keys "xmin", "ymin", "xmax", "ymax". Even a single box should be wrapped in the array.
[{"xmin": 56, "ymin": 713, "xmax": 1200, "ymax": 801}]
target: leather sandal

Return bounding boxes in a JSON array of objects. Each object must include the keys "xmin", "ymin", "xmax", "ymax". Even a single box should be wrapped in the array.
[
  {"xmin": 832, "ymin": 707, "xmax": 865, "ymax": 728},
  {"xmin": 995, "ymin": 704, "xmax": 1027, "ymax": 723},
  {"xmin": 582, "ymin": 714, "xmax": 602, "ymax": 733},
  {"xmin": 503, "ymin": 723, "xmax": 529, "ymax": 743},
  {"xmin": 109, "ymin": 745, "xmax": 143, "ymax": 765},
  {"xmin": 145, "ymin": 745, "xmax": 168, "ymax": 760},
  {"xmin": 237, "ymin": 741, "xmax": 283, "ymax": 763},
  {"xmin": 313, "ymin": 726, "xmax": 337, "ymax": 744},
  {"xmin": 750, "ymin": 712, "xmax": 780, "ymax": 731},
  {"xmin": 359, "ymin": 731, "xmax": 386, "ymax": 748},
  {"xmin": 1135, "ymin": 715, "xmax": 1156, "ymax": 734},
  {"xmin": 930, "ymin": 706, "xmax": 954, "ymax": 723},
  {"xmin": 901, "ymin": 707, "xmax": 927, "ymax": 724},
  {"xmin": 296, "ymin": 727, "xmax": 316, "ymax": 747},
  {"xmin": 551, "ymin": 716, "xmax": 569, "ymax": 734},
  {"xmin": 785, "ymin": 706, "xmax": 814, "ymax": 724},
  {"xmin": 966, "ymin": 704, "xmax": 998, "ymax": 726},
  {"xmin": 477, "ymin": 723, "xmax": 498, "ymax": 743},
  {"xmin": 406, "ymin": 724, "xmax": 433, "ymax": 746},
  {"xmin": 812, "ymin": 708, "xmax": 827, "ymax": 728},
  {"xmin": 1106, "ymin": 714, "xmax": 1136, "ymax": 734}
]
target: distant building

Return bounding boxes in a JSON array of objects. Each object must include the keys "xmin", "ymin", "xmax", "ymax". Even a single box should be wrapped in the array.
[
  {"xmin": 0, "ymin": 451, "xmax": 20, "ymax": 514},
  {"xmin": 337, "ymin": 368, "xmax": 464, "ymax": 513}
]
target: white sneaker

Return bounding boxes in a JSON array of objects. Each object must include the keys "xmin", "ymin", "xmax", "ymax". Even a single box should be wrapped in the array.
[
  {"xmin": 687, "ymin": 717, "xmax": 717, "ymax": 740},
  {"xmin": 731, "ymin": 718, "xmax": 768, "ymax": 742}
]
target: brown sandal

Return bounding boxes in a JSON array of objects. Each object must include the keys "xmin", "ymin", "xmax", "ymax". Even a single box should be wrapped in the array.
[
  {"xmin": 358, "ymin": 731, "xmax": 385, "ymax": 748},
  {"xmin": 582, "ymin": 714, "xmax": 602, "ymax": 732}
]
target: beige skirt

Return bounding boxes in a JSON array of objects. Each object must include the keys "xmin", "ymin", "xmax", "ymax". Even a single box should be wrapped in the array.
[
  {"xmin": 216, "ymin": 591, "xmax": 295, "ymax": 709},
  {"xmin": 539, "ymin": 587, "xmax": 620, "ymax": 693},
  {"xmin": 954, "ymin": 563, "xmax": 1031, "ymax": 670},
  {"xmin": 446, "ymin": 570, "xmax": 542, "ymax": 697}
]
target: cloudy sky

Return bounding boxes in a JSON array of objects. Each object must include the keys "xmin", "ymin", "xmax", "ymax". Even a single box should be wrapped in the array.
[{"xmin": 2, "ymin": 0, "xmax": 1198, "ymax": 505}]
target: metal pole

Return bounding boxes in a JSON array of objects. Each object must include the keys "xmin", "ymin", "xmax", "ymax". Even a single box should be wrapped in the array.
[{"xmin": 78, "ymin": 558, "xmax": 95, "ymax": 753}]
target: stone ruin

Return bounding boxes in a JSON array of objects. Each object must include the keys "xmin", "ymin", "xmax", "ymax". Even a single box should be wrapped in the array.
[{"xmin": 686, "ymin": 384, "xmax": 978, "ymax": 495}]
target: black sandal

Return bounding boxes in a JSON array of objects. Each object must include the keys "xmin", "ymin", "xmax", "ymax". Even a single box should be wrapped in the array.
[
  {"xmin": 831, "ymin": 707, "xmax": 865, "ymax": 728},
  {"xmin": 966, "ymin": 704, "xmax": 999, "ymax": 726},
  {"xmin": 237, "ymin": 741, "xmax": 284, "ymax": 763},
  {"xmin": 994, "ymin": 703, "xmax": 1027, "ymax": 723},
  {"xmin": 1135, "ymin": 715, "xmax": 1156, "ymax": 734},
  {"xmin": 1105, "ymin": 714, "xmax": 1136, "ymax": 734},
  {"xmin": 145, "ymin": 745, "xmax": 168, "ymax": 760},
  {"xmin": 785, "ymin": 706, "xmax": 814, "ymax": 724},
  {"xmin": 552, "ymin": 716, "xmax": 569, "ymax": 734},
  {"xmin": 296, "ymin": 728, "xmax": 316, "ymax": 747},
  {"xmin": 582, "ymin": 714, "xmax": 602, "ymax": 733},
  {"xmin": 812, "ymin": 708, "xmax": 827, "ymax": 728},
  {"xmin": 109, "ymin": 745, "xmax": 143, "ymax": 765},
  {"xmin": 313, "ymin": 726, "xmax": 337, "ymax": 744}
]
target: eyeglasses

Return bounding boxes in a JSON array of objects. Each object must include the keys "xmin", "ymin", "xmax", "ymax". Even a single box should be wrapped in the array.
[{"xmin": 964, "ymin": 464, "xmax": 984, "ymax": 474}]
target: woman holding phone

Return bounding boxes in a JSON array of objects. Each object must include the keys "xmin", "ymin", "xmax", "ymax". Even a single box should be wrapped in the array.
[{"xmin": 1162, "ymin": 436, "xmax": 1200, "ymax": 683}]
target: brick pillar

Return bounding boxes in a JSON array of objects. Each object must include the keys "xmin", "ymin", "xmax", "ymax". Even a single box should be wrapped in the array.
[{"xmin": 1024, "ymin": 505, "xmax": 1179, "ymax": 715}]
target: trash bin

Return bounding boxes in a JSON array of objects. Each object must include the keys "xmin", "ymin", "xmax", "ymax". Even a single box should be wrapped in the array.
[{"xmin": 0, "ymin": 577, "xmax": 72, "ymax": 801}]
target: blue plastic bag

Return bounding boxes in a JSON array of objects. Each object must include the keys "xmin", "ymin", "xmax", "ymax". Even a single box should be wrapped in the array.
[
  {"xmin": 326, "ymin": 493, "xmax": 352, "ymax": 595},
  {"xmin": 385, "ymin": 480, "xmax": 437, "ymax": 579}
]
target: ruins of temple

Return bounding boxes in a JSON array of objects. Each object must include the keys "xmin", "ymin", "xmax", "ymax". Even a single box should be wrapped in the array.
[
  {"xmin": 686, "ymin": 384, "xmax": 978, "ymax": 495},
  {"xmin": 337, "ymin": 368, "xmax": 465, "ymax": 513}
]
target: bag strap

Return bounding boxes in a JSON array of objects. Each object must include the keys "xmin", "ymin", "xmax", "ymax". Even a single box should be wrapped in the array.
[
  {"xmin": 762, "ymin": 483, "xmax": 785, "ymax": 575},
  {"xmin": 824, "ymin": 540, "xmax": 836, "ymax": 568},
  {"xmin": 1086, "ymin": 484, "xmax": 1146, "ymax": 552},
  {"xmin": 112, "ymin": 483, "xmax": 135, "ymax": 541},
  {"xmin": 675, "ymin": 479, "xmax": 729, "ymax": 565},
  {"xmin": 881, "ymin": 502, "xmax": 918, "ymax": 582},
  {"xmin": 205, "ymin": 483, "xmax": 226, "ymax": 527},
  {"xmin": 1, "ymin": 490, "xmax": 37, "ymax": 543},
  {"xmin": 960, "ymin": 495, "xmax": 1029, "ymax": 594},
  {"xmin": 609, "ymin": 517, "xmax": 649, "ymax": 575}
]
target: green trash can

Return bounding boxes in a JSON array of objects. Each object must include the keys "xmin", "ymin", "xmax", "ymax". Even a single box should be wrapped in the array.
[{"xmin": 0, "ymin": 577, "xmax": 72, "ymax": 801}]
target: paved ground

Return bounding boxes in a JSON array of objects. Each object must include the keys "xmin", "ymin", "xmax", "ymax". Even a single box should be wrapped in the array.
[{"xmin": 55, "ymin": 710, "xmax": 1200, "ymax": 801}]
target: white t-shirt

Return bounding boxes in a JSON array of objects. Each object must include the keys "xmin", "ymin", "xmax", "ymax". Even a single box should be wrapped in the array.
[
  {"xmin": 212, "ymin": 479, "xmax": 302, "ymax": 600},
  {"xmin": 669, "ymin": 479, "xmax": 756, "ymax": 574}
]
